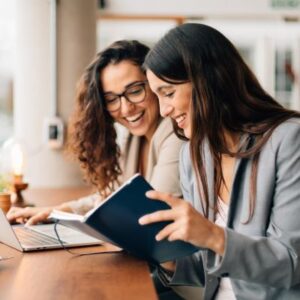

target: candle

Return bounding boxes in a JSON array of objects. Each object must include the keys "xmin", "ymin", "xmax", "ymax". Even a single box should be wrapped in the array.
[{"xmin": 11, "ymin": 143, "xmax": 24, "ymax": 184}]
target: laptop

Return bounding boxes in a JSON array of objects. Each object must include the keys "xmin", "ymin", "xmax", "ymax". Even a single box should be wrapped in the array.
[{"xmin": 0, "ymin": 209, "xmax": 102, "ymax": 252}]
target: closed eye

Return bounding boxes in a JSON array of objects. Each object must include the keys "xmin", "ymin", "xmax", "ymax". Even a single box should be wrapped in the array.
[
  {"xmin": 164, "ymin": 91, "xmax": 174, "ymax": 98},
  {"xmin": 104, "ymin": 95, "xmax": 118, "ymax": 103},
  {"xmin": 126, "ymin": 86, "xmax": 144, "ymax": 96}
]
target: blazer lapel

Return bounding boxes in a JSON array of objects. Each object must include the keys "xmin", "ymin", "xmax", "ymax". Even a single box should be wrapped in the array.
[
  {"xmin": 204, "ymin": 142, "xmax": 215, "ymax": 222},
  {"xmin": 227, "ymin": 135, "xmax": 253, "ymax": 228},
  {"xmin": 122, "ymin": 135, "xmax": 141, "ymax": 181},
  {"xmin": 204, "ymin": 135, "xmax": 252, "ymax": 225}
]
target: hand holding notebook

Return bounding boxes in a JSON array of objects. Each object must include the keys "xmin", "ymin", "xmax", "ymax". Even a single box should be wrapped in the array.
[{"xmin": 49, "ymin": 174, "xmax": 198, "ymax": 264}]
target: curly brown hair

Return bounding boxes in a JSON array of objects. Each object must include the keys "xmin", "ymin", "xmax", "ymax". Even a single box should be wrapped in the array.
[{"xmin": 67, "ymin": 40, "xmax": 150, "ymax": 196}]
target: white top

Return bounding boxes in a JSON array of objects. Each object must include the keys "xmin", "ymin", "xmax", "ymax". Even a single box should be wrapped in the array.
[{"xmin": 214, "ymin": 199, "xmax": 236, "ymax": 300}]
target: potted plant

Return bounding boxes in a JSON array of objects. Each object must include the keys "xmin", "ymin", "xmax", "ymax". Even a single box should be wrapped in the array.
[{"xmin": 0, "ymin": 175, "xmax": 12, "ymax": 213}]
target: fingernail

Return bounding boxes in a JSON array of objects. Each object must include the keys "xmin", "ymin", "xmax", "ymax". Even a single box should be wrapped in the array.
[
  {"xmin": 146, "ymin": 191, "xmax": 153, "ymax": 197},
  {"xmin": 138, "ymin": 217, "xmax": 145, "ymax": 225}
]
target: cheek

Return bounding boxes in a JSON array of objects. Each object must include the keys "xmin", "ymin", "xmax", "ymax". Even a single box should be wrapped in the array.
[
  {"xmin": 108, "ymin": 111, "xmax": 119, "ymax": 121},
  {"xmin": 145, "ymin": 95, "xmax": 159, "ymax": 114},
  {"xmin": 108, "ymin": 111, "xmax": 126, "ymax": 126},
  {"xmin": 181, "ymin": 91, "xmax": 193, "ymax": 111},
  {"xmin": 150, "ymin": 101, "xmax": 160, "ymax": 119}
]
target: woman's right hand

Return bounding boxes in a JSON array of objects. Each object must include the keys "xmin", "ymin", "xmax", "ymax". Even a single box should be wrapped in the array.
[
  {"xmin": 6, "ymin": 206, "xmax": 53, "ymax": 226},
  {"xmin": 139, "ymin": 190, "xmax": 225, "ymax": 255}
]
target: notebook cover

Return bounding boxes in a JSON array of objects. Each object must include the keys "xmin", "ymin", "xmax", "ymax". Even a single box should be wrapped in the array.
[{"xmin": 85, "ymin": 174, "xmax": 198, "ymax": 264}]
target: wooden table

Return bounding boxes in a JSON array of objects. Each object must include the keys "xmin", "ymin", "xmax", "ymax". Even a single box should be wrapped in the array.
[{"xmin": 0, "ymin": 187, "xmax": 158, "ymax": 300}]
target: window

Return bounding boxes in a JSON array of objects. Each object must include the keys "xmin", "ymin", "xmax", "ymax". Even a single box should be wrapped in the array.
[{"xmin": 0, "ymin": 1, "xmax": 15, "ymax": 145}]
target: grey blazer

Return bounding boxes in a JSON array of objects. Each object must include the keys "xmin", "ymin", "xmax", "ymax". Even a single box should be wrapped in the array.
[{"xmin": 170, "ymin": 119, "xmax": 300, "ymax": 300}]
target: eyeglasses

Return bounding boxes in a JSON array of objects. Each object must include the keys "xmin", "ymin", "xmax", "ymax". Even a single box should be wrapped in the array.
[{"xmin": 104, "ymin": 81, "xmax": 148, "ymax": 112}]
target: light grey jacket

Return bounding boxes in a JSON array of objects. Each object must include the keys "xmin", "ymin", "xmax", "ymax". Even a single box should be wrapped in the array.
[{"xmin": 170, "ymin": 119, "xmax": 300, "ymax": 300}]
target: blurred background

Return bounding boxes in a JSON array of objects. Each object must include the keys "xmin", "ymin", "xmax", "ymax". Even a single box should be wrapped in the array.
[{"xmin": 0, "ymin": 0, "xmax": 299, "ymax": 188}]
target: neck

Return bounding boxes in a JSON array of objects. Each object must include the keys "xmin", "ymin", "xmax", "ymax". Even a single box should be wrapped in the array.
[
  {"xmin": 144, "ymin": 117, "xmax": 161, "ymax": 142},
  {"xmin": 223, "ymin": 130, "xmax": 240, "ymax": 152}
]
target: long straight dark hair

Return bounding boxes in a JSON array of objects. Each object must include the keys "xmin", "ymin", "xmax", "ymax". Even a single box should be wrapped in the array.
[{"xmin": 144, "ymin": 23, "xmax": 300, "ymax": 221}]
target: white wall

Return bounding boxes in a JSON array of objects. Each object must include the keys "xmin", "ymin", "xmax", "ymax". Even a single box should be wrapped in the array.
[
  {"xmin": 14, "ymin": 0, "xmax": 97, "ymax": 187},
  {"xmin": 98, "ymin": 2, "xmax": 300, "ymax": 109},
  {"xmin": 11, "ymin": 0, "xmax": 300, "ymax": 187},
  {"xmin": 102, "ymin": 0, "xmax": 300, "ymax": 18}
]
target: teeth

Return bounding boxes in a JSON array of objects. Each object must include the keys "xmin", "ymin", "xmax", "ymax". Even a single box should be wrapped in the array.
[
  {"xmin": 175, "ymin": 114, "xmax": 186, "ymax": 124},
  {"xmin": 126, "ymin": 112, "xmax": 144, "ymax": 122}
]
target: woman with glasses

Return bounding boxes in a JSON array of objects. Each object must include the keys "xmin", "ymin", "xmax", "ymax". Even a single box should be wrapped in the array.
[
  {"xmin": 139, "ymin": 23, "xmax": 300, "ymax": 299},
  {"xmin": 8, "ymin": 40, "xmax": 188, "ymax": 300},
  {"xmin": 7, "ymin": 40, "xmax": 183, "ymax": 227}
]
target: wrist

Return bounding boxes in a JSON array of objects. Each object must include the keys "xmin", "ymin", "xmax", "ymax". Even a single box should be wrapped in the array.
[
  {"xmin": 55, "ymin": 203, "xmax": 72, "ymax": 212},
  {"xmin": 161, "ymin": 261, "xmax": 176, "ymax": 272},
  {"xmin": 206, "ymin": 224, "xmax": 225, "ymax": 255},
  {"xmin": 158, "ymin": 262, "xmax": 176, "ymax": 284}
]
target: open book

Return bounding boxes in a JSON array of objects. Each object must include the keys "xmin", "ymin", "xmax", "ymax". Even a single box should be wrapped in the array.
[{"xmin": 49, "ymin": 174, "xmax": 198, "ymax": 264}]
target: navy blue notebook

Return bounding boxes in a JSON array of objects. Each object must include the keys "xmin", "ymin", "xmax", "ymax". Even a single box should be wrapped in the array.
[{"xmin": 50, "ymin": 174, "xmax": 198, "ymax": 264}]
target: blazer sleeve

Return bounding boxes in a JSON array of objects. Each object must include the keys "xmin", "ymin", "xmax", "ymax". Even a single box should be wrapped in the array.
[
  {"xmin": 206, "ymin": 122, "xmax": 300, "ymax": 289},
  {"xmin": 67, "ymin": 193, "xmax": 102, "ymax": 215},
  {"xmin": 169, "ymin": 143, "xmax": 205, "ymax": 287}
]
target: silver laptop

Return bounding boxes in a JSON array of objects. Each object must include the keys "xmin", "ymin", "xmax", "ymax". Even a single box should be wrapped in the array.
[{"xmin": 0, "ymin": 209, "xmax": 101, "ymax": 252}]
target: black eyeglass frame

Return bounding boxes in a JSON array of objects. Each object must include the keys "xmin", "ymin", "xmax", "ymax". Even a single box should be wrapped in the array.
[{"xmin": 103, "ymin": 80, "xmax": 148, "ymax": 112}]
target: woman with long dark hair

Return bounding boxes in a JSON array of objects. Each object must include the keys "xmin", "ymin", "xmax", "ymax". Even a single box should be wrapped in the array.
[{"xmin": 140, "ymin": 23, "xmax": 300, "ymax": 299}]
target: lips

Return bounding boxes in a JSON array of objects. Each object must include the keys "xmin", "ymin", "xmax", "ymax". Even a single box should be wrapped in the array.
[
  {"xmin": 125, "ymin": 111, "xmax": 145, "ymax": 123},
  {"xmin": 174, "ymin": 113, "xmax": 186, "ymax": 128}
]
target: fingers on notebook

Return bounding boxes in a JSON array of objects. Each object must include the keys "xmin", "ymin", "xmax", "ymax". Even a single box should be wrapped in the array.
[
  {"xmin": 139, "ymin": 209, "xmax": 174, "ymax": 225},
  {"xmin": 155, "ymin": 221, "xmax": 180, "ymax": 241},
  {"xmin": 145, "ymin": 190, "xmax": 178, "ymax": 206}
]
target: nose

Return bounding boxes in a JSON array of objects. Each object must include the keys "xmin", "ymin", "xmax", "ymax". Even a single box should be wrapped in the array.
[
  {"xmin": 120, "ymin": 96, "xmax": 134, "ymax": 115},
  {"xmin": 159, "ymin": 101, "xmax": 173, "ymax": 118}
]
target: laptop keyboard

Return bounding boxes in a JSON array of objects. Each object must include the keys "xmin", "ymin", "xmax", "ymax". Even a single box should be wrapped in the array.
[{"xmin": 14, "ymin": 226, "xmax": 65, "ymax": 247}]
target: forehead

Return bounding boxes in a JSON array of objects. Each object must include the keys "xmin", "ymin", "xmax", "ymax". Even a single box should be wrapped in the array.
[
  {"xmin": 146, "ymin": 70, "xmax": 174, "ymax": 93},
  {"xmin": 146, "ymin": 70, "xmax": 165, "ymax": 88},
  {"xmin": 100, "ymin": 60, "xmax": 146, "ymax": 93}
]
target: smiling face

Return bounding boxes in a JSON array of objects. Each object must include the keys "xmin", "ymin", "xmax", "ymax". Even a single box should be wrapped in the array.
[
  {"xmin": 100, "ymin": 60, "xmax": 159, "ymax": 140},
  {"xmin": 146, "ymin": 70, "xmax": 193, "ymax": 139}
]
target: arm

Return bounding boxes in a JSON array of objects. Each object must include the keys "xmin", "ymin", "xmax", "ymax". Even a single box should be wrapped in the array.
[
  {"xmin": 7, "ymin": 204, "xmax": 72, "ymax": 225},
  {"xmin": 206, "ymin": 123, "xmax": 300, "ymax": 288},
  {"xmin": 7, "ymin": 193, "xmax": 101, "ymax": 225}
]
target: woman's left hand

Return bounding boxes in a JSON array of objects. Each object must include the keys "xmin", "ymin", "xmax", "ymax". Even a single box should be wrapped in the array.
[{"xmin": 139, "ymin": 190, "xmax": 225, "ymax": 256}]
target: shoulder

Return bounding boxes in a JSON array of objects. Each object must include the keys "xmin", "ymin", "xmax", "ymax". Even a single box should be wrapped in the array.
[
  {"xmin": 180, "ymin": 142, "xmax": 190, "ymax": 161},
  {"xmin": 153, "ymin": 118, "xmax": 174, "ymax": 140},
  {"xmin": 259, "ymin": 118, "xmax": 300, "ymax": 164},
  {"xmin": 152, "ymin": 118, "xmax": 184, "ymax": 148},
  {"xmin": 269, "ymin": 118, "xmax": 300, "ymax": 149},
  {"xmin": 179, "ymin": 142, "xmax": 193, "ymax": 176},
  {"xmin": 272, "ymin": 118, "xmax": 300, "ymax": 136}
]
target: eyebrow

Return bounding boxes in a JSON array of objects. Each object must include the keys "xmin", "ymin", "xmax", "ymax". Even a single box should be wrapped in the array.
[{"xmin": 103, "ymin": 80, "xmax": 146, "ymax": 95}]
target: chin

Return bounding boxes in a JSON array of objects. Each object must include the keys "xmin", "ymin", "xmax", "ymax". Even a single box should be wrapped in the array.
[
  {"xmin": 183, "ymin": 128, "xmax": 191, "ymax": 139},
  {"xmin": 129, "ymin": 127, "xmax": 147, "ymax": 137}
]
